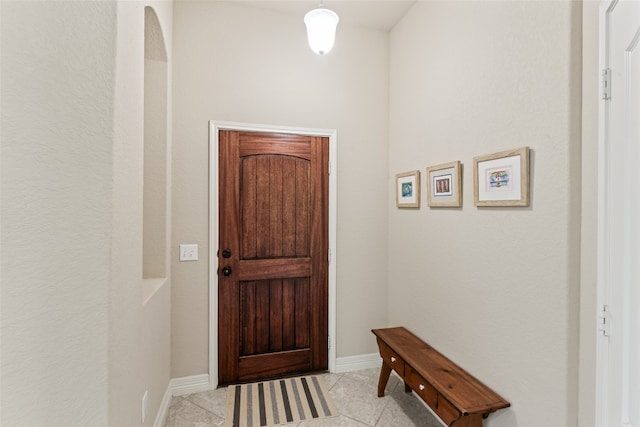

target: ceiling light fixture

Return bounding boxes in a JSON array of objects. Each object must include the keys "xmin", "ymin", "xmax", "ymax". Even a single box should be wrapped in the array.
[{"xmin": 304, "ymin": 2, "xmax": 339, "ymax": 55}]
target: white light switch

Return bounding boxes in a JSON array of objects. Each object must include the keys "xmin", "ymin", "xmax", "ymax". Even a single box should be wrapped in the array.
[{"xmin": 179, "ymin": 244, "xmax": 199, "ymax": 261}]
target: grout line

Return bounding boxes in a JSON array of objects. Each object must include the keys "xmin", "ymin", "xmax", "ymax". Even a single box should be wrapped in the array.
[
  {"xmin": 181, "ymin": 393, "xmax": 225, "ymax": 419},
  {"xmin": 372, "ymin": 389, "xmax": 395, "ymax": 426}
]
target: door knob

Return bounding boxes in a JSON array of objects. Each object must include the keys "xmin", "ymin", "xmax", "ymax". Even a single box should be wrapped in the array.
[
  {"xmin": 221, "ymin": 249, "xmax": 232, "ymax": 258},
  {"xmin": 221, "ymin": 266, "xmax": 232, "ymax": 276}
]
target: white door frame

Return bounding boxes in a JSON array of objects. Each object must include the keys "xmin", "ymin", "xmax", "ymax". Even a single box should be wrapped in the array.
[
  {"xmin": 596, "ymin": 1, "xmax": 616, "ymax": 423},
  {"xmin": 596, "ymin": 3, "xmax": 612, "ymax": 424},
  {"xmin": 596, "ymin": 0, "xmax": 640, "ymax": 424},
  {"xmin": 208, "ymin": 120, "xmax": 338, "ymax": 389}
]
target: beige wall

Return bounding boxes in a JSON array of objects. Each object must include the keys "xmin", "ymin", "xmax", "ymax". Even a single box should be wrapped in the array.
[
  {"xmin": 579, "ymin": 1, "xmax": 601, "ymax": 426},
  {"xmin": 172, "ymin": 1, "xmax": 391, "ymax": 377},
  {"xmin": 1, "ymin": 1, "xmax": 174, "ymax": 426},
  {"xmin": 111, "ymin": 1, "xmax": 173, "ymax": 425},
  {"xmin": 143, "ymin": 55, "xmax": 169, "ymax": 279},
  {"xmin": 1, "ymin": 1, "xmax": 115, "ymax": 425},
  {"xmin": 388, "ymin": 2, "xmax": 582, "ymax": 427}
]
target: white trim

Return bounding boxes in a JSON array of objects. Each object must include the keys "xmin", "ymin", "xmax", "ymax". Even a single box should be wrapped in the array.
[
  {"xmin": 334, "ymin": 353, "xmax": 382, "ymax": 373},
  {"xmin": 153, "ymin": 382, "xmax": 174, "ymax": 427},
  {"xmin": 596, "ymin": 2, "xmax": 615, "ymax": 425},
  {"xmin": 209, "ymin": 121, "xmax": 220, "ymax": 391},
  {"xmin": 327, "ymin": 127, "xmax": 338, "ymax": 374},
  {"xmin": 208, "ymin": 121, "xmax": 338, "ymax": 389},
  {"xmin": 170, "ymin": 374, "xmax": 211, "ymax": 396},
  {"xmin": 153, "ymin": 374, "xmax": 214, "ymax": 426}
]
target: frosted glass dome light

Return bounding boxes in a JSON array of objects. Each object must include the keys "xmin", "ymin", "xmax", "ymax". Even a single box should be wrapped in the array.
[{"xmin": 304, "ymin": 8, "xmax": 339, "ymax": 54}]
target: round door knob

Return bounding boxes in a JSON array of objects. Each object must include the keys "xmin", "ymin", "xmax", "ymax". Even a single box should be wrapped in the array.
[
  {"xmin": 222, "ymin": 266, "xmax": 232, "ymax": 276},
  {"xmin": 391, "ymin": 357, "xmax": 396, "ymax": 363},
  {"xmin": 221, "ymin": 249, "xmax": 231, "ymax": 258},
  {"xmin": 419, "ymin": 384, "xmax": 425, "ymax": 391}
]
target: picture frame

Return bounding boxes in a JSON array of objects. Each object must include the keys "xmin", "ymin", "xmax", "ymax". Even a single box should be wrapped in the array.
[
  {"xmin": 473, "ymin": 147, "xmax": 530, "ymax": 207},
  {"xmin": 396, "ymin": 170, "xmax": 420, "ymax": 208},
  {"xmin": 426, "ymin": 161, "xmax": 462, "ymax": 207}
]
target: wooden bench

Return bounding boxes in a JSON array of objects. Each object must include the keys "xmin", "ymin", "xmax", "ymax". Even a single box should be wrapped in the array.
[{"xmin": 372, "ymin": 327, "xmax": 510, "ymax": 427}]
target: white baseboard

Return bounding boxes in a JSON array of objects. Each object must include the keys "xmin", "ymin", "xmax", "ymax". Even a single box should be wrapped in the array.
[
  {"xmin": 152, "ymin": 374, "xmax": 211, "ymax": 427},
  {"xmin": 334, "ymin": 353, "xmax": 381, "ymax": 373},
  {"xmin": 166, "ymin": 354, "xmax": 381, "ymax": 392},
  {"xmin": 153, "ymin": 383, "xmax": 173, "ymax": 427},
  {"xmin": 171, "ymin": 374, "xmax": 212, "ymax": 396}
]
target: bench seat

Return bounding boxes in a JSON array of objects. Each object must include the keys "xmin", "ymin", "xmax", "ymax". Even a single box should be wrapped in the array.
[{"xmin": 372, "ymin": 327, "xmax": 510, "ymax": 427}]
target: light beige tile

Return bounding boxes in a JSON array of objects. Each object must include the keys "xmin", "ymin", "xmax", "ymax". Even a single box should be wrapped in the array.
[
  {"xmin": 299, "ymin": 414, "xmax": 370, "ymax": 426},
  {"xmin": 164, "ymin": 396, "xmax": 224, "ymax": 427},
  {"xmin": 169, "ymin": 396, "xmax": 185, "ymax": 406},
  {"xmin": 317, "ymin": 371, "xmax": 343, "ymax": 390},
  {"xmin": 163, "ymin": 369, "xmax": 445, "ymax": 427},
  {"xmin": 376, "ymin": 386, "xmax": 443, "ymax": 427},
  {"xmin": 344, "ymin": 367, "xmax": 402, "ymax": 398},
  {"xmin": 183, "ymin": 386, "xmax": 229, "ymax": 418},
  {"xmin": 328, "ymin": 374, "xmax": 391, "ymax": 426},
  {"xmin": 342, "ymin": 368, "xmax": 384, "ymax": 387}
]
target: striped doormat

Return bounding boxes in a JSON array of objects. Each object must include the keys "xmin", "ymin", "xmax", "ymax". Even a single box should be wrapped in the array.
[{"xmin": 224, "ymin": 375, "xmax": 338, "ymax": 427}]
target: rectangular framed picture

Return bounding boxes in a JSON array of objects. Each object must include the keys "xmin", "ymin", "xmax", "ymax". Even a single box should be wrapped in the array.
[
  {"xmin": 473, "ymin": 147, "xmax": 530, "ymax": 207},
  {"xmin": 396, "ymin": 170, "xmax": 420, "ymax": 208},
  {"xmin": 426, "ymin": 161, "xmax": 462, "ymax": 207}
]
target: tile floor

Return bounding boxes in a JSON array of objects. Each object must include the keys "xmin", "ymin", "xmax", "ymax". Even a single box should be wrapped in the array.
[{"xmin": 164, "ymin": 368, "xmax": 443, "ymax": 427}]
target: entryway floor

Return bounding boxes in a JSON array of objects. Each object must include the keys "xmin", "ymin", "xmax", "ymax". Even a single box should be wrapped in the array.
[{"xmin": 164, "ymin": 368, "xmax": 443, "ymax": 426}]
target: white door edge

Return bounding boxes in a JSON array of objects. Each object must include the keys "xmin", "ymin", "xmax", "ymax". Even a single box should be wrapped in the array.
[
  {"xmin": 596, "ymin": 1, "xmax": 640, "ymax": 425},
  {"xmin": 596, "ymin": 1, "xmax": 615, "ymax": 425}
]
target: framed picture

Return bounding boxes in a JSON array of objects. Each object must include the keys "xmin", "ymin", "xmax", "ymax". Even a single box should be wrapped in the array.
[
  {"xmin": 426, "ymin": 161, "xmax": 462, "ymax": 207},
  {"xmin": 396, "ymin": 170, "xmax": 420, "ymax": 208},
  {"xmin": 473, "ymin": 147, "xmax": 530, "ymax": 207}
]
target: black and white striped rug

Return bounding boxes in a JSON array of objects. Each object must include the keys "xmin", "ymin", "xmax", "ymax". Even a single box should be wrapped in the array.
[{"xmin": 224, "ymin": 375, "xmax": 338, "ymax": 427}]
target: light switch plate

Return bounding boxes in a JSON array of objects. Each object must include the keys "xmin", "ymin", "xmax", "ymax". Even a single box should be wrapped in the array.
[{"xmin": 179, "ymin": 244, "xmax": 199, "ymax": 261}]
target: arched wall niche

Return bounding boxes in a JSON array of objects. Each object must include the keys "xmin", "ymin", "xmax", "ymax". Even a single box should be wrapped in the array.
[
  {"xmin": 145, "ymin": 7, "xmax": 167, "ymax": 62},
  {"xmin": 143, "ymin": 6, "xmax": 168, "ymax": 287}
]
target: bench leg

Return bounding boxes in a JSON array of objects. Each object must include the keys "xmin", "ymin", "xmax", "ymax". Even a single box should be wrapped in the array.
[
  {"xmin": 450, "ymin": 413, "xmax": 484, "ymax": 427},
  {"xmin": 404, "ymin": 381, "xmax": 411, "ymax": 393},
  {"xmin": 377, "ymin": 361, "xmax": 392, "ymax": 397}
]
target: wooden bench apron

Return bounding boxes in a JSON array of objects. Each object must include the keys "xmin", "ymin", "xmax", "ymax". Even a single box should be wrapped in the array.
[{"xmin": 372, "ymin": 327, "xmax": 510, "ymax": 427}]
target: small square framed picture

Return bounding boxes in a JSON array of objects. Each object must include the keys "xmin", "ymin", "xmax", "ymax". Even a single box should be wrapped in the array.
[
  {"xmin": 426, "ymin": 161, "xmax": 462, "ymax": 207},
  {"xmin": 473, "ymin": 147, "xmax": 530, "ymax": 207},
  {"xmin": 395, "ymin": 170, "xmax": 420, "ymax": 208}
]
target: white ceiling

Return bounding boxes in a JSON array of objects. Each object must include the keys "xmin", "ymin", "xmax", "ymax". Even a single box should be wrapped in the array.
[{"xmin": 234, "ymin": 0, "xmax": 417, "ymax": 31}]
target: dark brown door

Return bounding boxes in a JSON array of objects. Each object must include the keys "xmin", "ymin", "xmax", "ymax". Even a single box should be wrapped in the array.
[{"xmin": 218, "ymin": 130, "xmax": 329, "ymax": 385}]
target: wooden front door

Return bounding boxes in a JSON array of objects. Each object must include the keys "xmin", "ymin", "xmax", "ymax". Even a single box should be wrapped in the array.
[{"xmin": 218, "ymin": 130, "xmax": 329, "ymax": 385}]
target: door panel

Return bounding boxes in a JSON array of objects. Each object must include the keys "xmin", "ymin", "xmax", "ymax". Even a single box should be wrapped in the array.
[
  {"xmin": 219, "ymin": 130, "xmax": 329, "ymax": 385},
  {"xmin": 240, "ymin": 155, "xmax": 310, "ymax": 260},
  {"xmin": 239, "ymin": 278, "xmax": 310, "ymax": 355}
]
